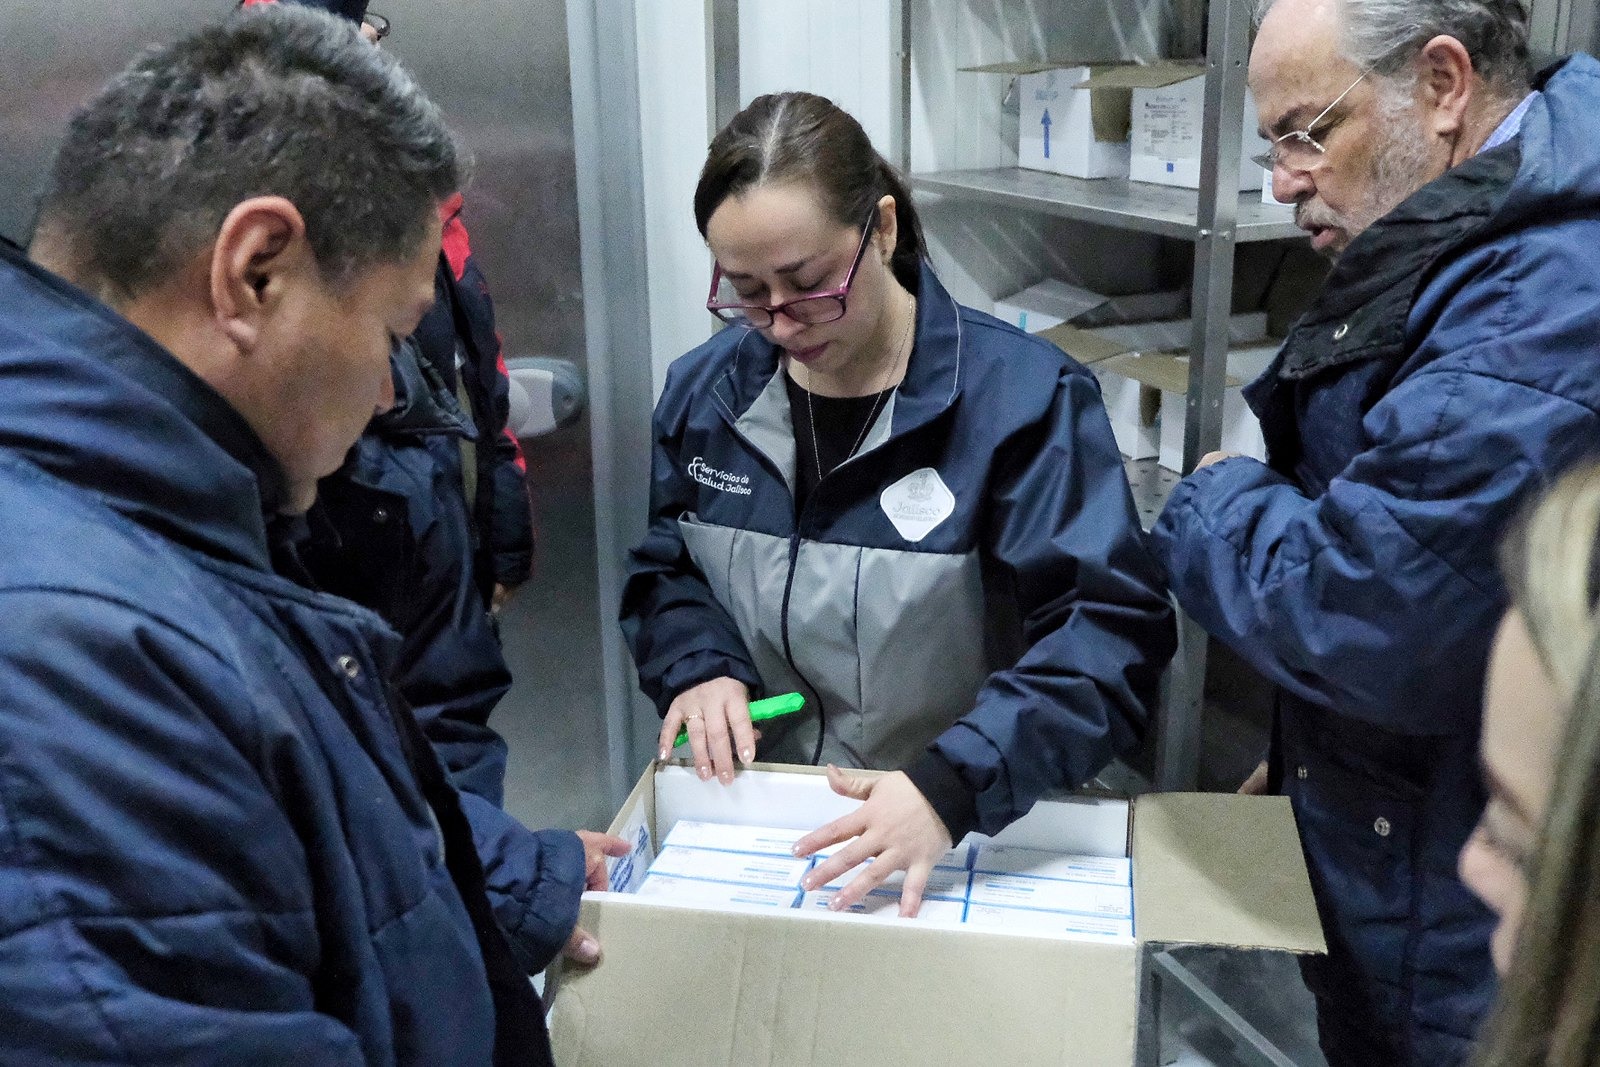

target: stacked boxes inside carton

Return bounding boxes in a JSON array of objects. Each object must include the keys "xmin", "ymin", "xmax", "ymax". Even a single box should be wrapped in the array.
[{"xmin": 633, "ymin": 820, "xmax": 1135, "ymax": 944}]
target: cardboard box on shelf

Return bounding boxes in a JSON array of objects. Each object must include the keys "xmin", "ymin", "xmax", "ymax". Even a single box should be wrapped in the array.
[
  {"xmin": 991, "ymin": 281, "xmax": 1190, "ymax": 339},
  {"xmin": 546, "ymin": 762, "xmax": 1325, "ymax": 1066},
  {"xmin": 1093, "ymin": 342, "xmax": 1280, "ymax": 472},
  {"xmin": 1155, "ymin": 344, "xmax": 1278, "ymax": 471},
  {"xmin": 991, "ymin": 278, "xmax": 1109, "ymax": 334},
  {"xmin": 1078, "ymin": 63, "xmax": 1270, "ymax": 191},
  {"xmin": 963, "ymin": 61, "xmax": 1133, "ymax": 179},
  {"xmin": 1039, "ymin": 312, "xmax": 1270, "ymax": 463}
]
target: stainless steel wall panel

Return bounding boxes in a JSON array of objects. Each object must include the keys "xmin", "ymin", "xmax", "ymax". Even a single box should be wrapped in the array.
[{"xmin": 1, "ymin": 1, "xmax": 612, "ymax": 832}]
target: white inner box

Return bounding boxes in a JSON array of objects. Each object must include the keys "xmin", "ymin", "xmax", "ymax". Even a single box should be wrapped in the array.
[{"xmin": 608, "ymin": 766, "xmax": 1136, "ymax": 945}]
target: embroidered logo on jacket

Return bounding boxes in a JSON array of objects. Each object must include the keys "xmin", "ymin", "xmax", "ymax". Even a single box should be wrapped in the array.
[
  {"xmin": 880, "ymin": 468, "xmax": 955, "ymax": 542},
  {"xmin": 688, "ymin": 456, "xmax": 752, "ymax": 496}
]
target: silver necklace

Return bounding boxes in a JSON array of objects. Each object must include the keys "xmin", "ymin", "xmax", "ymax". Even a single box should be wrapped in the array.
[{"xmin": 803, "ymin": 291, "xmax": 916, "ymax": 482}]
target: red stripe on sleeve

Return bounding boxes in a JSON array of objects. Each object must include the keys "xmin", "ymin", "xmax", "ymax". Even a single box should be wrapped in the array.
[{"xmin": 439, "ymin": 193, "xmax": 470, "ymax": 281}]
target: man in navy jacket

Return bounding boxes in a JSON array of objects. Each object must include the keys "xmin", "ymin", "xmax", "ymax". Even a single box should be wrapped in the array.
[
  {"xmin": 0, "ymin": 8, "xmax": 603, "ymax": 1063},
  {"xmin": 1152, "ymin": 0, "xmax": 1600, "ymax": 1061}
]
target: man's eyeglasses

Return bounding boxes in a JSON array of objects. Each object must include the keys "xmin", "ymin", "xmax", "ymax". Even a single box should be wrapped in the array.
[
  {"xmin": 706, "ymin": 206, "xmax": 879, "ymax": 328},
  {"xmin": 1251, "ymin": 69, "xmax": 1369, "ymax": 173},
  {"xmin": 362, "ymin": 10, "xmax": 391, "ymax": 41}
]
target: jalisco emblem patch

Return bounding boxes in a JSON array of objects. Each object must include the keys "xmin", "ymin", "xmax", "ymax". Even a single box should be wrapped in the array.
[{"xmin": 880, "ymin": 467, "xmax": 955, "ymax": 542}]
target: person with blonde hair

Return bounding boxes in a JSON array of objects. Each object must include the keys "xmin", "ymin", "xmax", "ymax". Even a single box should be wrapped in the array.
[{"xmin": 1461, "ymin": 462, "xmax": 1600, "ymax": 1065}]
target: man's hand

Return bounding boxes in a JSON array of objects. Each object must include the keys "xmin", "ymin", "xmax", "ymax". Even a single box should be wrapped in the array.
[
  {"xmin": 1238, "ymin": 760, "xmax": 1270, "ymax": 795},
  {"xmin": 577, "ymin": 830, "xmax": 631, "ymax": 890},
  {"xmin": 562, "ymin": 830, "xmax": 631, "ymax": 967},
  {"xmin": 658, "ymin": 677, "xmax": 754, "ymax": 784},
  {"xmin": 792, "ymin": 767, "xmax": 953, "ymax": 918},
  {"xmin": 1196, "ymin": 450, "xmax": 1239, "ymax": 470}
]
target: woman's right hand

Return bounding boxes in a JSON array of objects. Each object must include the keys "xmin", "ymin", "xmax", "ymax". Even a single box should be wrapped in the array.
[{"xmin": 659, "ymin": 677, "xmax": 754, "ymax": 785}]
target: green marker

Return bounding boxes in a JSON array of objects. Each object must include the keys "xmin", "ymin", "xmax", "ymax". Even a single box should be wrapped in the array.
[{"xmin": 673, "ymin": 691, "xmax": 806, "ymax": 749}]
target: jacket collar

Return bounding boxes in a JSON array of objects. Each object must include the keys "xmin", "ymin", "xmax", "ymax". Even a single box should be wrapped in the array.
[
  {"xmin": 708, "ymin": 261, "xmax": 964, "ymax": 496},
  {"xmin": 0, "ymin": 242, "xmax": 286, "ymax": 571},
  {"xmin": 1275, "ymin": 142, "xmax": 1520, "ymax": 382},
  {"xmin": 373, "ymin": 335, "xmax": 476, "ymax": 440}
]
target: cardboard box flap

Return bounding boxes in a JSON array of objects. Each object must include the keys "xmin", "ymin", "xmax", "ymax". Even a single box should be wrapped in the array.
[
  {"xmin": 549, "ymin": 898, "xmax": 1142, "ymax": 1065},
  {"xmin": 1132, "ymin": 794, "xmax": 1325, "ymax": 954},
  {"xmin": 1079, "ymin": 61, "xmax": 1206, "ymax": 91},
  {"xmin": 1038, "ymin": 322, "xmax": 1133, "ymax": 367},
  {"xmin": 1086, "ymin": 71, "xmax": 1133, "ymax": 143},
  {"xmin": 1097, "ymin": 351, "xmax": 1231, "ymax": 393}
]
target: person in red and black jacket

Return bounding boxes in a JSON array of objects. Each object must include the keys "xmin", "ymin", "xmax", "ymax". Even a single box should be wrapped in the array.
[
  {"xmin": 242, "ymin": 0, "xmax": 536, "ymax": 613},
  {"xmin": 413, "ymin": 194, "xmax": 536, "ymax": 612}
]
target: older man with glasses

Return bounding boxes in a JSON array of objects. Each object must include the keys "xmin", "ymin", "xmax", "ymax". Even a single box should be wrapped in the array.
[{"xmin": 1150, "ymin": 0, "xmax": 1600, "ymax": 1063}]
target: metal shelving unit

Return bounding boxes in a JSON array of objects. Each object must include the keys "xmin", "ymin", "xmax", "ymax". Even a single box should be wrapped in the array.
[
  {"xmin": 911, "ymin": 169, "xmax": 1299, "ymax": 242},
  {"xmin": 894, "ymin": 0, "xmax": 1272, "ymax": 795},
  {"xmin": 703, "ymin": 6, "xmax": 1307, "ymax": 1060}
]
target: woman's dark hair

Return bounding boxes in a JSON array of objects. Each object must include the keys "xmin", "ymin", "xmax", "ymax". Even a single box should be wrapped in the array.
[{"xmin": 693, "ymin": 91, "xmax": 924, "ymax": 292}]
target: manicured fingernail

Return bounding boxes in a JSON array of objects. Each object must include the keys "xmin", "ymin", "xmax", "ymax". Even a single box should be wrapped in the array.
[
  {"xmin": 576, "ymin": 938, "xmax": 599, "ymax": 963},
  {"xmin": 741, "ymin": 748, "xmax": 754, "ymax": 764},
  {"xmin": 828, "ymin": 897, "xmax": 843, "ymax": 911},
  {"xmin": 698, "ymin": 765, "xmax": 712, "ymax": 780},
  {"xmin": 658, "ymin": 747, "xmax": 668, "ymax": 762}
]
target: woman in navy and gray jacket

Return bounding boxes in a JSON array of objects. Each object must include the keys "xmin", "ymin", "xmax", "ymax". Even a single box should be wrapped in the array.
[{"xmin": 620, "ymin": 92, "xmax": 1175, "ymax": 914}]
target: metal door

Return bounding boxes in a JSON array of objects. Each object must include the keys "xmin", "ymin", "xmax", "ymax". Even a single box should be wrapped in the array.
[{"xmin": 0, "ymin": 0, "xmax": 614, "ymax": 832}]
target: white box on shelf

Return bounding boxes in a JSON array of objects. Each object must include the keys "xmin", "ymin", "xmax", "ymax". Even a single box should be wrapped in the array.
[
  {"xmin": 1040, "ymin": 312, "xmax": 1269, "ymax": 463},
  {"xmin": 1097, "ymin": 372, "xmax": 1160, "ymax": 461},
  {"xmin": 991, "ymin": 278, "xmax": 1108, "ymax": 334},
  {"xmin": 1080, "ymin": 63, "xmax": 1269, "ymax": 191},
  {"xmin": 1155, "ymin": 344, "xmax": 1278, "ymax": 471},
  {"xmin": 964, "ymin": 61, "xmax": 1132, "ymax": 179}
]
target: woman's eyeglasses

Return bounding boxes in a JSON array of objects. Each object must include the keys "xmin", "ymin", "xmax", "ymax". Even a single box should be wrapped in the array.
[{"xmin": 706, "ymin": 206, "xmax": 879, "ymax": 328}]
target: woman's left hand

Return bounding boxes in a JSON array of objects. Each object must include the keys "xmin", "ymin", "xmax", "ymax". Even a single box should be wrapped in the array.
[{"xmin": 793, "ymin": 766, "xmax": 953, "ymax": 917}]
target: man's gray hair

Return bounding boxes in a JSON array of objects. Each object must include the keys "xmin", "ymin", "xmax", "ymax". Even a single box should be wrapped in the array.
[
  {"xmin": 1256, "ymin": 0, "xmax": 1532, "ymax": 95},
  {"xmin": 35, "ymin": 4, "xmax": 463, "ymax": 300}
]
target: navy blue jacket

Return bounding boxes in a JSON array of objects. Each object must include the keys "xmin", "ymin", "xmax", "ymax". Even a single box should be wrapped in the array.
[
  {"xmin": 622, "ymin": 264, "xmax": 1174, "ymax": 839},
  {"xmin": 1152, "ymin": 57, "xmax": 1600, "ymax": 1064},
  {"xmin": 302, "ymin": 339, "xmax": 585, "ymax": 976},
  {"xmin": 412, "ymin": 194, "xmax": 534, "ymax": 600},
  {"xmin": 0, "ymin": 243, "xmax": 545, "ymax": 1065}
]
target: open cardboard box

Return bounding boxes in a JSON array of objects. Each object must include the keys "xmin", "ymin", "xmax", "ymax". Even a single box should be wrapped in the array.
[
  {"xmin": 1039, "ymin": 313, "xmax": 1270, "ymax": 462},
  {"xmin": 546, "ymin": 762, "xmax": 1324, "ymax": 1066},
  {"xmin": 963, "ymin": 60, "xmax": 1135, "ymax": 179},
  {"xmin": 1079, "ymin": 62, "xmax": 1269, "ymax": 191},
  {"xmin": 1093, "ymin": 342, "xmax": 1279, "ymax": 470}
]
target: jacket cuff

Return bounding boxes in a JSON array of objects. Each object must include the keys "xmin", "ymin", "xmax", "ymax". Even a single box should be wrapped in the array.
[
  {"xmin": 659, "ymin": 652, "xmax": 763, "ymax": 716},
  {"xmin": 902, "ymin": 749, "xmax": 980, "ymax": 843},
  {"xmin": 514, "ymin": 828, "xmax": 587, "ymax": 975}
]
